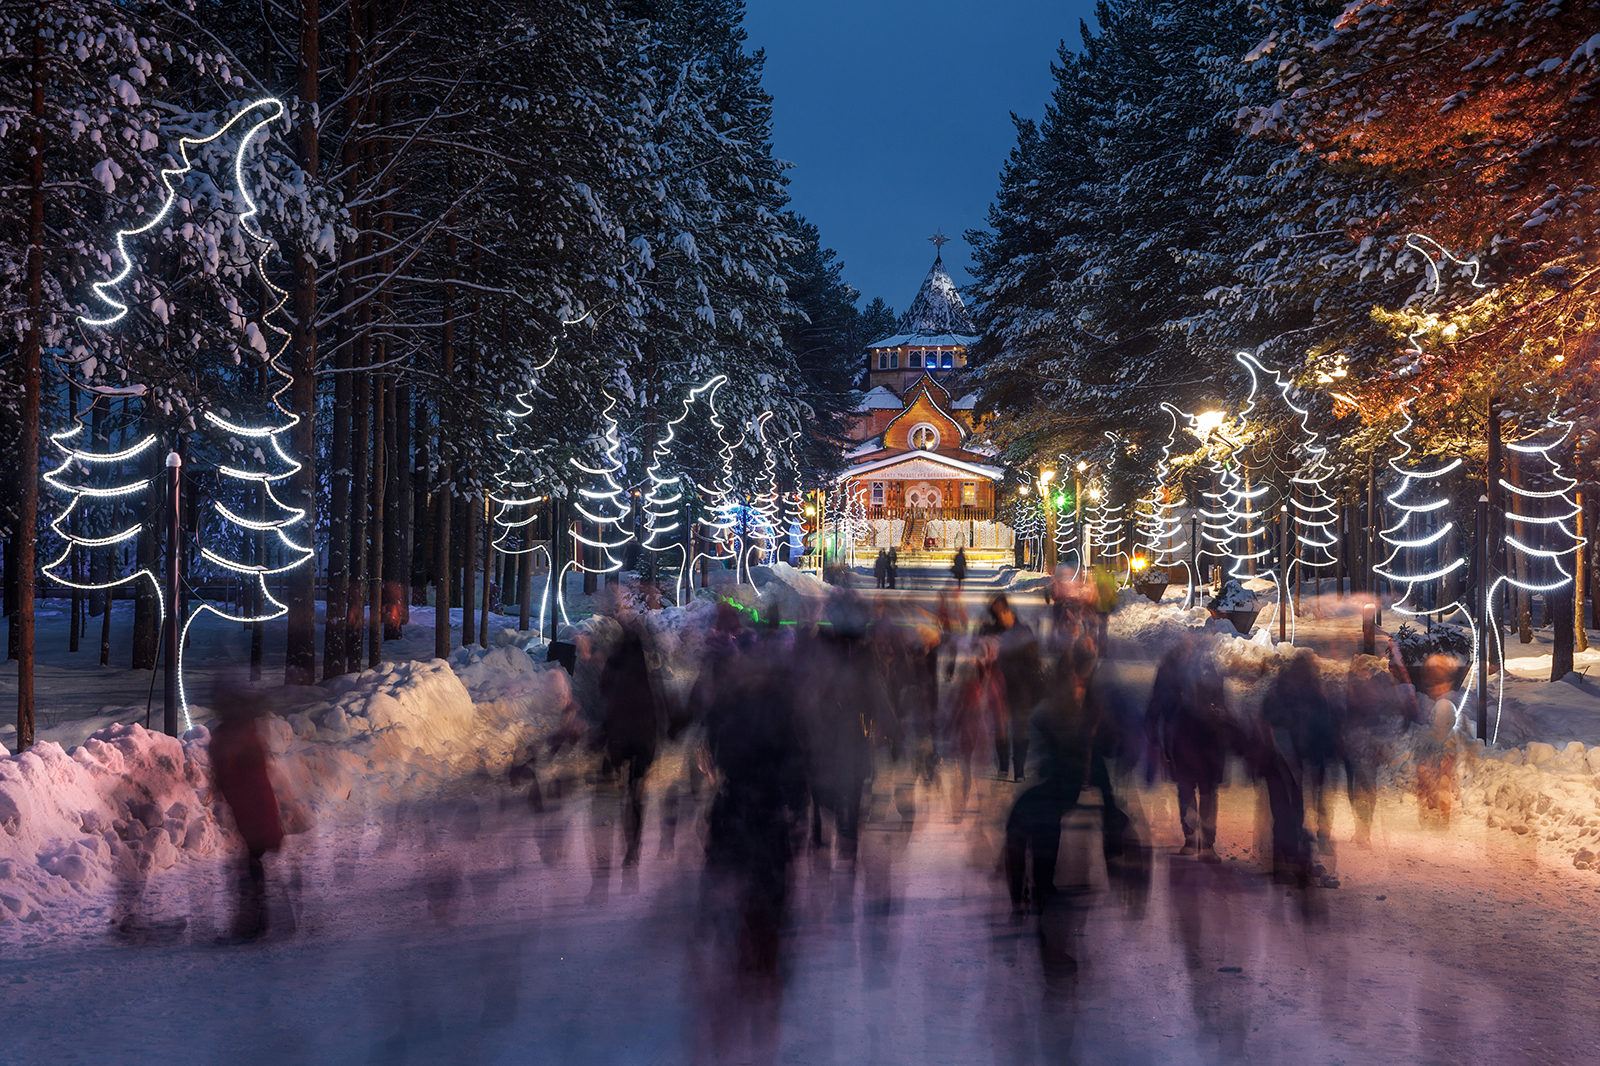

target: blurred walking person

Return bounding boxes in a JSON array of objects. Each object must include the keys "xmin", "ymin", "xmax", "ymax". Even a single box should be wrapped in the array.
[
  {"xmin": 979, "ymin": 595, "xmax": 1041, "ymax": 781},
  {"xmin": 1147, "ymin": 639, "xmax": 1229, "ymax": 861},
  {"xmin": 951, "ymin": 545, "xmax": 968, "ymax": 590},
  {"xmin": 589, "ymin": 598, "xmax": 665, "ymax": 901},
  {"xmin": 691, "ymin": 631, "xmax": 808, "ymax": 1065},
  {"xmin": 209, "ymin": 681, "xmax": 285, "ymax": 941}
]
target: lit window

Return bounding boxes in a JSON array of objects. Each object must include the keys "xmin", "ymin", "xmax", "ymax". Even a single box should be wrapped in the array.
[
  {"xmin": 870, "ymin": 481, "xmax": 885, "ymax": 505},
  {"xmin": 942, "ymin": 352, "xmax": 953, "ymax": 368},
  {"xmin": 961, "ymin": 482, "xmax": 978, "ymax": 506},
  {"xmin": 908, "ymin": 423, "xmax": 940, "ymax": 451}
]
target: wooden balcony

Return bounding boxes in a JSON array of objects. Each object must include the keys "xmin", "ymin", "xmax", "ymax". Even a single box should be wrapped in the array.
[{"xmin": 864, "ymin": 504, "xmax": 995, "ymax": 523}]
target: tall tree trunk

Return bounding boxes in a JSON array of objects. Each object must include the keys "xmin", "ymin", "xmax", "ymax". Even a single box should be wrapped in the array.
[
  {"xmin": 412, "ymin": 398, "xmax": 430, "ymax": 606},
  {"xmin": 348, "ymin": 322, "xmax": 371, "ymax": 672},
  {"xmin": 323, "ymin": 314, "xmax": 351, "ymax": 678},
  {"xmin": 480, "ymin": 499, "xmax": 491, "ymax": 644},
  {"xmin": 390, "ymin": 379, "xmax": 411, "ymax": 633},
  {"xmin": 381, "ymin": 383, "xmax": 401, "ymax": 639},
  {"xmin": 434, "ymin": 228, "xmax": 457, "ymax": 659},
  {"xmin": 367, "ymin": 371, "xmax": 385, "ymax": 668},
  {"xmin": 15, "ymin": 0, "xmax": 47, "ymax": 748},
  {"xmin": 285, "ymin": 0, "xmax": 321, "ymax": 685},
  {"xmin": 132, "ymin": 428, "xmax": 160, "ymax": 671},
  {"xmin": 1574, "ymin": 489, "xmax": 1588, "ymax": 653}
]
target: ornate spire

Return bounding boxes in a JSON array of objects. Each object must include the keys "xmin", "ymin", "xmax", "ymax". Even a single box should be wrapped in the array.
[{"xmin": 928, "ymin": 229, "xmax": 950, "ymax": 259}]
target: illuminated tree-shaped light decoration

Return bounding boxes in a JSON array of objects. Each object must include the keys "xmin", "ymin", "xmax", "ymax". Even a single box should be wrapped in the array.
[
  {"xmin": 557, "ymin": 393, "xmax": 634, "ymax": 625},
  {"xmin": 1225, "ymin": 354, "xmax": 1275, "ymax": 588},
  {"xmin": 50, "ymin": 97, "xmax": 306, "ymax": 726},
  {"xmin": 491, "ymin": 315, "xmax": 593, "ymax": 636},
  {"xmin": 42, "ymin": 396, "xmax": 165, "ymax": 642},
  {"xmin": 641, "ymin": 375, "xmax": 725, "ymax": 606},
  {"xmin": 1151, "ymin": 403, "xmax": 1196, "ymax": 605},
  {"xmin": 1372, "ymin": 396, "xmax": 1478, "ymax": 722},
  {"xmin": 824, "ymin": 483, "xmax": 871, "ymax": 569},
  {"xmin": 181, "ymin": 100, "xmax": 318, "ymax": 723},
  {"xmin": 1487, "ymin": 414, "xmax": 1584, "ymax": 743},
  {"xmin": 779, "ymin": 430, "xmax": 805, "ymax": 562},
  {"xmin": 741, "ymin": 411, "xmax": 782, "ymax": 578},
  {"xmin": 1238, "ymin": 352, "xmax": 1338, "ymax": 641},
  {"xmin": 689, "ymin": 379, "xmax": 742, "ymax": 587},
  {"xmin": 1052, "ymin": 455, "xmax": 1081, "ymax": 578}
]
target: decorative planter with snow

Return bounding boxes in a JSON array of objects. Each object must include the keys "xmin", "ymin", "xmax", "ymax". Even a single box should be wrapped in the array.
[
  {"xmin": 1134, "ymin": 580, "xmax": 1169, "ymax": 604},
  {"xmin": 1220, "ymin": 608, "xmax": 1261, "ymax": 636}
]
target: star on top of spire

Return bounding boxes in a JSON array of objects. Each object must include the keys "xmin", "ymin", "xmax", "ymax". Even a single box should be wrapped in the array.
[{"xmin": 928, "ymin": 229, "xmax": 950, "ymax": 257}]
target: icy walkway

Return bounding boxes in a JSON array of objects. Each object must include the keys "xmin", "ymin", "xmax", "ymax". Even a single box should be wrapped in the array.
[{"xmin": 7, "ymin": 759, "xmax": 1600, "ymax": 1066}]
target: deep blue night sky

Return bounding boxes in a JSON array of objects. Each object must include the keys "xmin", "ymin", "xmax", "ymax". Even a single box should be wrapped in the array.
[{"xmin": 743, "ymin": 0, "xmax": 1099, "ymax": 316}]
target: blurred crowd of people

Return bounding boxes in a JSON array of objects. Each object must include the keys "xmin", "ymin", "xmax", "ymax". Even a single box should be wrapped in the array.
[{"xmin": 117, "ymin": 565, "xmax": 1436, "ymax": 1061}]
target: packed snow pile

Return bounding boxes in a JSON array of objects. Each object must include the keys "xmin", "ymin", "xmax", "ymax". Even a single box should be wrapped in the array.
[
  {"xmin": 1446, "ymin": 740, "xmax": 1600, "ymax": 872},
  {"xmin": 751, "ymin": 561, "xmax": 829, "ymax": 624},
  {"xmin": 0, "ymin": 647, "xmax": 567, "ymax": 932}
]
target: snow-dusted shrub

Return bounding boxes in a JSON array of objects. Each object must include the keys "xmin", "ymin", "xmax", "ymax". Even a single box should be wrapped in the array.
[{"xmin": 1393, "ymin": 621, "xmax": 1470, "ymax": 666}]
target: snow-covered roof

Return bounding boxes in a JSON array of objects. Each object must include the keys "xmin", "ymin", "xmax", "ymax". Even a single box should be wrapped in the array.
[
  {"xmin": 865, "ymin": 331, "xmax": 980, "ymax": 349},
  {"xmin": 952, "ymin": 392, "xmax": 979, "ymax": 410},
  {"xmin": 845, "ymin": 436, "xmax": 883, "ymax": 459},
  {"xmin": 900, "ymin": 251, "xmax": 977, "ymax": 335},
  {"xmin": 837, "ymin": 449, "xmax": 1005, "ymax": 483},
  {"xmin": 855, "ymin": 385, "xmax": 903, "ymax": 410}
]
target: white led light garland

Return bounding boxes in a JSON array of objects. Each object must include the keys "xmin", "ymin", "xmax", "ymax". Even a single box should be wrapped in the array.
[
  {"xmin": 47, "ymin": 98, "xmax": 302, "ymax": 728},
  {"xmin": 1372, "ymin": 394, "xmax": 1479, "ymax": 725},
  {"xmin": 1485, "ymin": 410, "xmax": 1584, "ymax": 744},
  {"xmin": 555, "ymin": 392, "xmax": 635, "ymax": 627}
]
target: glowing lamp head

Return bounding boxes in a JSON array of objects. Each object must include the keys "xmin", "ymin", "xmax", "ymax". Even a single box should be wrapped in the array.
[
  {"xmin": 1076, "ymin": 460, "xmax": 1088, "ymax": 473},
  {"xmin": 1019, "ymin": 486, "xmax": 1030, "ymax": 497},
  {"xmin": 804, "ymin": 504, "xmax": 816, "ymax": 517},
  {"xmin": 1131, "ymin": 556, "xmax": 1149, "ymax": 572},
  {"xmin": 1088, "ymin": 487, "xmax": 1102, "ymax": 503},
  {"xmin": 1040, "ymin": 469, "xmax": 1056, "ymax": 484},
  {"xmin": 1192, "ymin": 410, "xmax": 1226, "ymax": 437}
]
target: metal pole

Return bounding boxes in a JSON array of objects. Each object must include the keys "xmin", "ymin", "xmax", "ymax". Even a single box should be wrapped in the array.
[
  {"xmin": 1368, "ymin": 459, "xmax": 1382, "ymax": 627},
  {"xmin": 546, "ymin": 497, "xmax": 561, "ymax": 642},
  {"xmin": 163, "ymin": 450, "xmax": 182, "ymax": 736},
  {"xmin": 1477, "ymin": 493, "xmax": 1490, "ymax": 743},
  {"xmin": 1279, "ymin": 505, "xmax": 1288, "ymax": 644}
]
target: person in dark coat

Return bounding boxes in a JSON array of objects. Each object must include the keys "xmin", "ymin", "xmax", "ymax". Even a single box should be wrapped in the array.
[
  {"xmin": 886, "ymin": 547, "xmax": 899, "ymax": 589},
  {"xmin": 979, "ymin": 594, "xmax": 1042, "ymax": 781},
  {"xmin": 209, "ymin": 685, "xmax": 284, "ymax": 940},
  {"xmin": 1004, "ymin": 639, "xmax": 1099, "ymax": 914},
  {"xmin": 1147, "ymin": 639, "xmax": 1229, "ymax": 860},
  {"xmin": 590, "ymin": 610, "xmax": 665, "ymax": 895},
  {"xmin": 873, "ymin": 549, "xmax": 889, "ymax": 589},
  {"xmin": 952, "ymin": 546, "xmax": 968, "ymax": 590}
]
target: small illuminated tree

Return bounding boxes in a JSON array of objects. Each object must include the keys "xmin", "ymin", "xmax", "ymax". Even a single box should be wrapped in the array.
[{"xmin": 557, "ymin": 394, "xmax": 633, "ymax": 624}]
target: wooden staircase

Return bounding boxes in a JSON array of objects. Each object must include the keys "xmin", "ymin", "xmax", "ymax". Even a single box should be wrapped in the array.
[{"xmin": 900, "ymin": 510, "xmax": 928, "ymax": 550}]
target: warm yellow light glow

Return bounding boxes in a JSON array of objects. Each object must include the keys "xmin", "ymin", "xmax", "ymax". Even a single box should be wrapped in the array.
[
  {"xmin": 1076, "ymin": 460, "xmax": 1088, "ymax": 472},
  {"xmin": 1131, "ymin": 556, "xmax": 1149, "ymax": 572},
  {"xmin": 1088, "ymin": 487, "xmax": 1102, "ymax": 502},
  {"xmin": 804, "ymin": 504, "xmax": 816, "ymax": 516},
  {"xmin": 1020, "ymin": 486, "xmax": 1030, "ymax": 497},
  {"xmin": 1193, "ymin": 409, "xmax": 1226, "ymax": 436},
  {"xmin": 1040, "ymin": 469, "xmax": 1056, "ymax": 483}
]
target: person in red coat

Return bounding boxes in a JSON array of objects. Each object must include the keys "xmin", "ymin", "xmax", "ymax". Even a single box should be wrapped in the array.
[{"xmin": 209, "ymin": 683, "xmax": 284, "ymax": 940}]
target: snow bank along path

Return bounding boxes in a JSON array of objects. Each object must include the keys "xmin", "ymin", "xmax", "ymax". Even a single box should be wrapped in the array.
[
  {"xmin": 0, "ymin": 634, "xmax": 570, "ymax": 934},
  {"xmin": 1110, "ymin": 589, "xmax": 1600, "ymax": 875}
]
